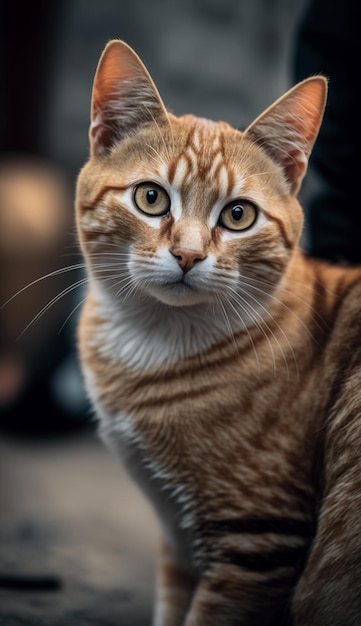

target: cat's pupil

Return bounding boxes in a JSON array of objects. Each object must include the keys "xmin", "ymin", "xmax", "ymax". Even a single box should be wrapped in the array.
[
  {"xmin": 147, "ymin": 189, "xmax": 158, "ymax": 204},
  {"xmin": 232, "ymin": 205, "xmax": 244, "ymax": 221}
]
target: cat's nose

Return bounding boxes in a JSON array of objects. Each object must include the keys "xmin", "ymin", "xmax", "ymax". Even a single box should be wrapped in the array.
[{"xmin": 170, "ymin": 247, "xmax": 207, "ymax": 273}]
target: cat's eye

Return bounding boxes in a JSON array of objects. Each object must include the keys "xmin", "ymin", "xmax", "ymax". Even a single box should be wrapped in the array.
[
  {"xmin": 133, "ymin": 182, "xmax": 170, "ymax": 216},
  {"xmin": 218, "ymin": 200, "xmax": 257, "ymax": 232}
]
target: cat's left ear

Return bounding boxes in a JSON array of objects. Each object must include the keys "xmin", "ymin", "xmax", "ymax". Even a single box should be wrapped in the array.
[
  {"xmin": 90, "ymin": 39, "xmax": 168, "ymax": 156},
  {"xmin": 244, "ymin": 76, "xmax": 328, "ymax": 194}
]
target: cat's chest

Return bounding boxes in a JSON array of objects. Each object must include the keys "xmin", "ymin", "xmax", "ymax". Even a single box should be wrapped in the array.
[
  {"xmin": 86, "ymin": 289, "xmax": 247, "ymax": 371},
  {"xmin": 79, "ymin": 295, "xmax": 320, "ymax": 567}
]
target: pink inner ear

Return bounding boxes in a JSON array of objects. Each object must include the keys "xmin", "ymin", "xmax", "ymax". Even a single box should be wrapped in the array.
[
  {"xmin": 91, "ymin": 43, "xmax": 131, "ymax": 126},
  {"xmin": 90, "ymin": 111, "xmax": 110, "ymax": 146},
  {"xmin": 292, "ymin": 79, "xmax": 327, "ymax": 146},
  {"xmin": 284, "ymin": 148, "xmax": 308, "ymax": 188},
  {"xmin": 245, "ymin": 77, "xmax": 327, "ymax": 193},
  {"xmin": 89, "ymin": 40, "xmax": 168, "ymax": 155}
]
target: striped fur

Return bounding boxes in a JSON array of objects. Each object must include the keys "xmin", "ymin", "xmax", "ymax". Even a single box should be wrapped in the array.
[{"xmin": 76, "ymin": 40, "xmax": 361, "ymax": 625}]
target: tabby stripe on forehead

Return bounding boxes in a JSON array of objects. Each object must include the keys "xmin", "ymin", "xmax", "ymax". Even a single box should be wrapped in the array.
[
  {"xmin": 221, "ymin": 544, "xmax": 307, "ymax": 573},
  {"xmin": 81, "ymin": 185, "xmax": 129, "ymax": 211},
  {"xmin": 202, "ymin": 516, "xmax": 314, "ymax": 537},
  {"xmin": 167, "ymin": 153, "xmax": 194, "ymax": 186}
]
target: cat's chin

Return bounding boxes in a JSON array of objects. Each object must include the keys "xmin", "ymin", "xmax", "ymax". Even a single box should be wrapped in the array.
[{"xmin": 148, "ymin": 283, "xmax": 211, "ymax": 307}]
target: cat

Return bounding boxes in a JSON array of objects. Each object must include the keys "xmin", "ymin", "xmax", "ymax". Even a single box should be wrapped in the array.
[{"xmin": 75, "ymin": 39, "xmax": 361, "ymax": 625}]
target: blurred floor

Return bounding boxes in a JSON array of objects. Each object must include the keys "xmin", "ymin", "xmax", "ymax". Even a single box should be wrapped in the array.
[{"xmin": 0, "ymin": 429, "xmax": 159, "ymax": 625}]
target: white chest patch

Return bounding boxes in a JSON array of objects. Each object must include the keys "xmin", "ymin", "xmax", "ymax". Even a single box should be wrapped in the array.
[{"xmin": 90, "ymin": 284, "xmax": 235, "ymax": 371}]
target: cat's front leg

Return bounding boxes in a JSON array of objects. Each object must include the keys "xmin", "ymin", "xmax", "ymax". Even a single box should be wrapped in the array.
[
  {"xmin": 292, "ymin": 485, "xmax": 361, "ymax": 626},
  {"xmin": 293, "ymin": 396, "xmax": 361, "ymax": 625},
  {"xmin": 183, "ymin": 564, "xmax": 290, "ymax": 626},
  {"xmin": 152, "ymin": 538, "xmax": 195, "ymax": 626}
]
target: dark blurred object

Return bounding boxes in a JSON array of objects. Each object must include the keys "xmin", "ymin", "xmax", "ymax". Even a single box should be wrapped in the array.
[
  {"xmin": 0, "ymin": 1, "xmax": 66, "ymax": 159},
  {"xmin": 294, "ymin": 0, "xmax": 360, "ymax": 264},
  {"xmin": 0, "ymin": 1, "xmax": 89, "ymax": 436}
]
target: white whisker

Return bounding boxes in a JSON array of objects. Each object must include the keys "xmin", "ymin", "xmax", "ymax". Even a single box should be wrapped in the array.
[
  {"xmin": 235, "ymin": 285, "xmax": 299, "ymax": 382},
  {"xmin": 215, "ymin": 294, "xmax": 238, "ymax": 354},
  {"xmin": 144, "ymin": 105, "xmax": 172, "ymax": 162},
  {"xmin": 240, "ymin": 274, "xmax": 325, "ymax": 342},
  {"xmin": 1, "ymin": 264, "xmax": 87, "ymax": 309},
  {"xmin": 227, "ymin": 289, "xmax": 278, "ymax": 374},
  {"xmin": 58, "ymin": 294, "xmax": 88, "ymax": 335},
  {"xmin": 221, "ymin": 293, "xmax": 261, "ymax": 371},
  {"xmin": 17, "ymin": 277, "xmax": 89, "ymax": 339}
]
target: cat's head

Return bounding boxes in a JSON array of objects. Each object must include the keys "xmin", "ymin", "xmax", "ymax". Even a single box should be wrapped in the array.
[{"xmin": 76, "ymin": 40, "xmax": 327, "ymax": 311}]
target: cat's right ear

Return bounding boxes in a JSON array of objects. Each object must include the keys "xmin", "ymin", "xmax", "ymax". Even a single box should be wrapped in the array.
[{"xmin": 90, "ymin": 40, "xmax": 168, "ymax": 157}]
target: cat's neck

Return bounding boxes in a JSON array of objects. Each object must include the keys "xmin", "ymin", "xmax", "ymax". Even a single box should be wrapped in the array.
[{"xmin": 88, "ymin": 281, "xmax": 240, "ymax": 369}]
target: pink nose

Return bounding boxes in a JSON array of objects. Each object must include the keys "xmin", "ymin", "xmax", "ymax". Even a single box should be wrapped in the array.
[{"xmin": 170, "ymin": 247, "xmax": 206, "ymax": 273}]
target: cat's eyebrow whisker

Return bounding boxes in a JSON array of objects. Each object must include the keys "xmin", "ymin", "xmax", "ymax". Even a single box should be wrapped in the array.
[
  {"xmin": 231, "ymin": 132, "xmax": 257, "ymax": 170},
  {"xmin": 143, "ymin": 105, "xmax": 172, "ymax": 162},
  {"xmin": 167, "ymin": 114, "xmax": 176, "ymax": 156},
  {"xmin": 144, "ymin": 145, "xmax": 165, "ymax": 168},
  {"xmin": 144, "ymin": 142, "xmax": 167, "ymax": 162}
]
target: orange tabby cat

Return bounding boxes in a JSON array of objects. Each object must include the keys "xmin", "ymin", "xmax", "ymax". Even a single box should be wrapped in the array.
[{"xmin": 76, "ymin": 40, "xmax": 361, "ymax": 625}]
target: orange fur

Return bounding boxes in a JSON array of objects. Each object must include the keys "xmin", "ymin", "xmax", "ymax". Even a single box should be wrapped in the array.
[{"xmin": 76, "ymin": 40, "xmax": 361, "ymax": 625}]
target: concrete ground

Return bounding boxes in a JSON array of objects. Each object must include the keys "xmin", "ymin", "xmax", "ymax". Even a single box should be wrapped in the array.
[{"xmin": 0, "ymin": 428, "xmax": 159, "ymax": 625}]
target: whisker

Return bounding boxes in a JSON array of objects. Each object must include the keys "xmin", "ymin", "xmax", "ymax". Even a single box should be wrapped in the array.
[
  {"xmin": 239, "ymin": 275, "xmax": 326, "ymax": 341},
  {"xmin": 17, "ymin": 277, "xmax": 89, "ymax": 339},
  {"xmin": 215, "ymin": 294, "xmax": 238, "ymax": 354},
  {"xmin": 226, "ymin": 289, "xmax": 277, "ymax": 375},
  {"xmin": 235, "ymin": 285, "xmax": 299, "ymax": 382},
  {"xmin": 222, "ymin": 293, "xmax": 261, "ymax": 371},
  {"xmin": 144, "ymin": 105, "xmax": 172, "ymax": 162},
  {"xmin": 1, "ymin": 264, "xmax": 88, "ymax": 309},
  {"xmin": 116, "ymin": 275, "xmax": 141, "ymax": 302},
  {"xmin": 58, "ymin": 294, "xmax": 87, "ymax": 335}
]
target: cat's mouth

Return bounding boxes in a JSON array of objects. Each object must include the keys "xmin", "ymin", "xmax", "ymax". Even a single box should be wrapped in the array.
[{"xmin": 147, "ymin": 277, "xmax": 209, "ymax": 307}]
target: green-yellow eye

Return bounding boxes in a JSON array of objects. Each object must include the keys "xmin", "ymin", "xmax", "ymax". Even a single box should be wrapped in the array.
[
  {"xmin": 133, "ymin": 182, "xmax": 170, "ymax": 216},
  {"xmin": 218, "ymin": 200, "xmax": 257, "ymax": 231}
]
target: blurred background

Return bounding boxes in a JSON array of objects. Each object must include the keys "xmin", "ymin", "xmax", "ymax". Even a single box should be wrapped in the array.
[{"xmin": 0, "ymin": 0, "xmax": 313, "ymax": 624}]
